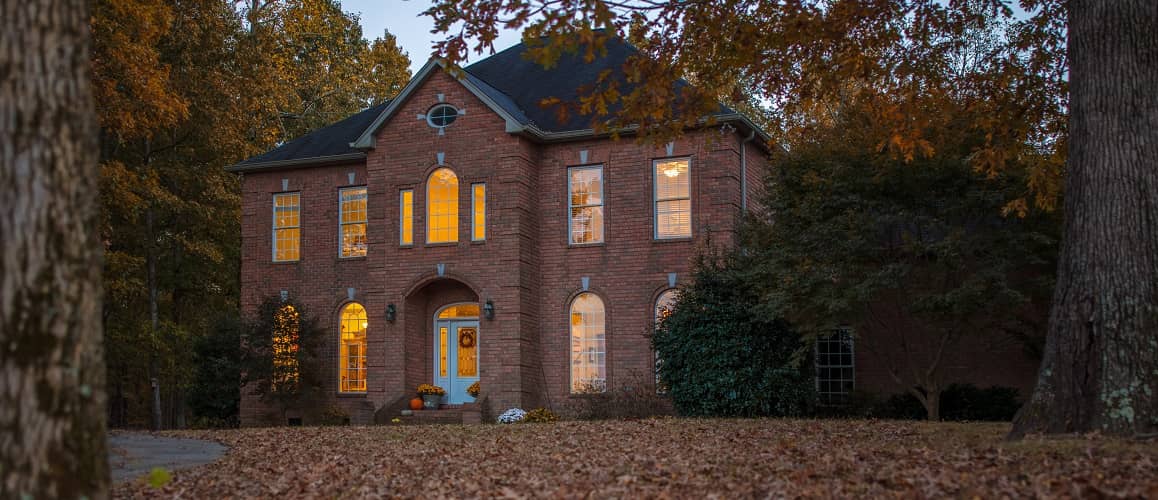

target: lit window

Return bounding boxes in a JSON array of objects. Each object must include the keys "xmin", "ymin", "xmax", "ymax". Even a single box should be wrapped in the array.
[
  {"xmin": 340, "ymin": 187, "xmax": 367, "ymax": 257},
  {"xmin": 654, "ymin": 158, "xmax": 691, "ymax": 239},
  {"xmin": 339, "ymin": 303, "xmax": 367, "ymax": 392},
  {"xmin": 472, "ymin": 183, "xmax": 486, "ymax": 241},
  {"xmin": 426, "ymin": 104, "xmax": 459, "ymax": 129},
  {"xmin": 816, "ymin": 328, "xmax": 855, "ymax": 405},
  {"xmin": 426, "ymin": 168, "xmax": 459, "ymax": 243},
  {"xmin": 272, "ymin": 304, "xmax": 300, "ymax": 392},
  {"xmin": 438, "ymin": 303, "xmax": 480, "ymax": 319},
  {"xmin": 654, "ymin": 289, "xmax": 678, "ymax": 393},
  {"xmin": 400, "ymin": 189, "xmax": 413, "ymax": 246},
  {"xmin": 568, "ymin": 166, "xmax": 604, "ymax": 244},
  {"xmin": 273, "ymin": 192, "xmax": 300, "ymax": 261},
  {"xmin": 570, "ymin": 292, "xmax": 606, "ymax": 393}
]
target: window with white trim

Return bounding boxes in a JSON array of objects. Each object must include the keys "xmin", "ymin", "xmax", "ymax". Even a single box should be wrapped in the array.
[
  {"xmin": 570, "ymin": 292, "xmax": 606, "ymax": 393},
  {"xmin": 273, "ymin": 192, "xmax": 300, "ymax": 262},
  {"xmin": 654, "ymin": 158, "xmax": 691, "ymax": 239},
  {"xmin": 400, "ymin": 189, "xmax": 414, "ymax": 246},
  {"xmin": 568, "ymin": 166, "xmax": 604, "ymax": 244},
  {"xmin": 426, "ymin": 168, "xmax": 459, "ymax": 243},
  {"xmin": 816, "ymin": 328, "xmax": 855, "ymax": 404},
  {"xmin": 339, "ymin": 187, "xmax": 367, "ymax": 257},
  {"xmin": 654, "ymin": 289, "xmax": 678, "ymax": 393},
  {"xmin": 272, "ymin": 304, "xmax": 300, "ymax": 392},
  {"xmin": 339, "ymin": 302, "xmax": 367, "ymax": 392},
  {"xmin": 426, "ymin": 104, "xmax": 459, "ymax": 129},
  {"xmin": 472, "ymin": 183, "xmax": 486, "ymax": 241}
]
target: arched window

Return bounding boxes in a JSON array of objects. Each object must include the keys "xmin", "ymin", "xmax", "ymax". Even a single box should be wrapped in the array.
[
  {"xmin": 426, "ymin": 168, "xmax": 459, "ymax": 243},
  {"xmin": 570, "ymin": 292, "xmax": 606, "ymax": 393},
  {"xmin": 654, "ymin": 289, "xmax": 678, "ymax": 393},
  {"xmin": 655, "ymin": 289, "xmax": 678, "ymax": 324},
  {"xmin": 339, "ymin": 303, "xmax": 368, "ymax": 392},
  {"xmin": 272, "ymin": 304, "xmax": 301, "ymax": 392}
]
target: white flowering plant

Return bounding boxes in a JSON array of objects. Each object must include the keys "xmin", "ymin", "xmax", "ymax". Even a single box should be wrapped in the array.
[{"xmin": 497, "ymin": 408, "xmax": 526, "ymax": 424}]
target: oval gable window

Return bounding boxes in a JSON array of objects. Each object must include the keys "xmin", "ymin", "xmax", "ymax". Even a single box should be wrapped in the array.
[{"xmin": 426, "ymin": 104, "xmax": 459, "ymax": 129}]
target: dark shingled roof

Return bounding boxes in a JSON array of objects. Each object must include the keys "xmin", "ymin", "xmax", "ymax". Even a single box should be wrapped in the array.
[
  {"xmin": 232, "ymin": 37, "xmax": 751, "ymax": 170},
  {"xmin": 234, "ymin": 100, "xmax": 390, "ymax": 167},
  {"xmin": 463, "ymin": 37, "xmax": 734, "ymax": 132}
]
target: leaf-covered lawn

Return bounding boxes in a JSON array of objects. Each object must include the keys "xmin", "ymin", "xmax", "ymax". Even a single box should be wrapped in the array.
[{"xmin": 114, "ymin": 419, "xmax": 1157, "ymax": 498}]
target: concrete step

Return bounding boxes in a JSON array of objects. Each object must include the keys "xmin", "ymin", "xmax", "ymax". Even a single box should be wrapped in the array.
[{"xmin": 395, "ymin": 403, "xmax": 482, "ymax": 425}]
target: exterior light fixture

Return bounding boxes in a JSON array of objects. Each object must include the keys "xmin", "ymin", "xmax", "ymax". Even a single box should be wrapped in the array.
[
  {"xmin": 386, "ymin": 303, "xmax": 396, "ymax": 322},
  {"xmin": 483, "ymin": 300, "xmax": 495, "ymax": 320}
]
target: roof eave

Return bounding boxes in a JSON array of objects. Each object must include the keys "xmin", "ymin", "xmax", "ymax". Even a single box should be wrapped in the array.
[
  {"xmin": 225, "ymin": 152, "xmax": 367, "ymax": 174},
  {"xmin": 513, "ymin": 113, "xmax": 773, "ymax": 150}
]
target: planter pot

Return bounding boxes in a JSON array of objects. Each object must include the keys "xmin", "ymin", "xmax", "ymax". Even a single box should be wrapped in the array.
[{"xmin": 422, "ymin": 394, "xmax": 441, "ymax": 409}]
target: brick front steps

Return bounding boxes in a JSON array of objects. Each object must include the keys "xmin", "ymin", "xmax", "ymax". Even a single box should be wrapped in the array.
[{"xmin": 395, "ymin": 403, "xmax": 482, "ymax": 425}]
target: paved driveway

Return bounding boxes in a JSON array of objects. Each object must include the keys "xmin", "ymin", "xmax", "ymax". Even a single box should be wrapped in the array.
[{"xmin": 109, "ymin": 432, "xmax": 228, "ymax": 482}]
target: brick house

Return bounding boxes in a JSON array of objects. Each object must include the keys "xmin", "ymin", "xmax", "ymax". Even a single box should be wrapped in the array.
[{"xmin": 229, "ymin": 39, "xmax": 1036, "ymax": 426}]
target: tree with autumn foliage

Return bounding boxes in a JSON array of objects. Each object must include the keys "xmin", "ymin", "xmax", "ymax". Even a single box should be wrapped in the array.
[
  {"xmin": 95, "ymin": 0, "xmax": 411, "ymax": 428},
  {"xmin": 428, "ymin": 0, "xmax": 1158, "ymax": 437}
]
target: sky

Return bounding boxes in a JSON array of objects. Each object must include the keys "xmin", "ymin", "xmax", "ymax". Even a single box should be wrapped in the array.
[{"xmin": 340, "ymin": 0, "xmax": 524, "ymax": 74}]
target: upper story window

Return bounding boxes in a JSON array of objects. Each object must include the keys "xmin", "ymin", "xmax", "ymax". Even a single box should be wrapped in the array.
[
  {"xmin": 654, "ymin": 158, "xmax": 691, "ymax": 239},
  {"xmin": 816, "ymin": 328, "xmax": 855, "ymax": 405},
  {"xmin": 426, "ymin": 104, "xmax": 459, "ymax": 129},
  {"xmin": 568, "ymin": 165, "xmax": 604, "ymax": 244},
  {"xmin": 272, "ymin": 192, "xmax": 300, "ymax": 262},
  {"xmin": 570, "ymin": 292, "xmax": 606, "ymax": 393},
  {"xmin": 427, "ymin": 168, "xmax": 459, "ymax": 243},
  {"xmin": 472, "ymin": 183, "xmax": 486, "ymax": 241},
  {"xmin": 339, "ymin": 187, "xmax": 367, "ymax": 257},
  {"xmin": 400, "ymin": 189, "xmax": 414, "ymax": 246},
  {"xmin": 339, "ymin": 302, "xmax": 367, "ymax": 393}
]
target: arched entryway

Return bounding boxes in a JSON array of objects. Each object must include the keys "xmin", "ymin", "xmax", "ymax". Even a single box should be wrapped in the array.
[
  {"xmin": 402, "ymin": 277, "xmax": 480, "ymax": 405},
  {"xmin": 433, "ymin": 303, "xmax": 480, "ymax": 403}
]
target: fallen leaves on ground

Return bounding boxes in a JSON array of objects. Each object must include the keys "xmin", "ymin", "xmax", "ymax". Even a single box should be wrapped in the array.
[{"xmin": 113, "ymin": 419, "xmax": 1158, "ymax": 498}]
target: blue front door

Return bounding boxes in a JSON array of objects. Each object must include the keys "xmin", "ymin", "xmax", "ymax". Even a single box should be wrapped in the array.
[{"xmin": 434, "ymin": 319, "xmax": 480, "ymax": 404}]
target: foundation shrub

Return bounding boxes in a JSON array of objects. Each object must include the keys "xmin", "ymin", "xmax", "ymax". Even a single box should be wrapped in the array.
[
  {"xmin": 834, "ymin": 384, "xmax": 1023, "ymax": 421},
  {"xmin": 561, "ymin": 373, "xmax": 676, "ymax": 420},
  {"xmin": 654, "ymin": 252, "xmax": 815, "ymax": 417}
]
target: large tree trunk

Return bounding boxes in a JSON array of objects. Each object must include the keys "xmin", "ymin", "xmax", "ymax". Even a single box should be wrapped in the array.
[
  {"xmin": 1010, "ymin": 1, "xmax": 1158, "ymax": 438},
  {"xmin": 0, "ymin": 0, "xmax": 109, "ymax": 497}
]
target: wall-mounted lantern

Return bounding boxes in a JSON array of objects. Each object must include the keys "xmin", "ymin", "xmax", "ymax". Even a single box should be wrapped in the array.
[
  {"xmin": 386, "ymin": 303, "xmax": 396, "ymax": 322},
  {"xmin": 483, "ymin": 300, "xmax": 495, "ymax": 320}
]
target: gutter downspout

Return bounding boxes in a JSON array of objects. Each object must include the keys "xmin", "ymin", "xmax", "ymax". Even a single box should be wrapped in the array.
[{"xmin": 740, "ymin": 130, "xmax": 757, "ymax": 211}]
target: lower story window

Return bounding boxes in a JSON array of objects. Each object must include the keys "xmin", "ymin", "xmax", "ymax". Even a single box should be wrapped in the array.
[
  {"xmin": 570, "ymin": 292, "xmax": 606, "ymax": 393},
  {"xmin": 816, "ymin": 328, "xmax": 854, "ymax": 404},
  {"xmin": 340, "ymin": 303, "xmax": 367, "ymax": 392}
]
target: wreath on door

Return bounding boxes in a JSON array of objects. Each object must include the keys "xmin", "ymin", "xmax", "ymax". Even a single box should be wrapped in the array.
[{"xmin": 459, "ymin": 330, "xmax": 476, "ymax": 348}]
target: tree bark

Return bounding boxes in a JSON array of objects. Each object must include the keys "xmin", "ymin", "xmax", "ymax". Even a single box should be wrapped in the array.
[
  {"xmin": 0, "ymin": 0, "xmax": 109, "ymax": 497},
  {"xmin": 1010, "ymin": 0, "xmax": 1158, "ymax": 438}
]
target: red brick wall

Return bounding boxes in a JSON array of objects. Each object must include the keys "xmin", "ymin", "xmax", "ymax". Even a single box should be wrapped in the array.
[{"xmin": 238, "ymin": 163, "xmax": 377, "ymax": 426}]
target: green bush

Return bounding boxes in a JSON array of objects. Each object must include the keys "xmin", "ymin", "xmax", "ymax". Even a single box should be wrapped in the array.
[
  {"xmin": 941, "ymin": 384, "xmax": 1022, "ymax": 421},
  {"xmin": 654, "ymin": 252, "xmax": 814, "ymax": 417},
  {"xmin": 188, "ymin": 313, "xmax": 242, "ymax": 427},
  {"xmin": 871, "ymin": 384, "xmax": 1022, "ymax": 421}
]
